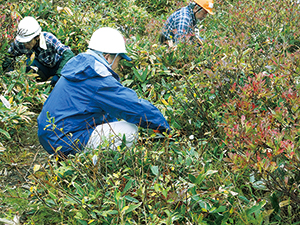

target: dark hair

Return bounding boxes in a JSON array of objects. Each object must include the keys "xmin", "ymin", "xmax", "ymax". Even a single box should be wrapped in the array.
[{"xmin": 104, "ymin": 53, "xmax": 117, "ymax": 57}]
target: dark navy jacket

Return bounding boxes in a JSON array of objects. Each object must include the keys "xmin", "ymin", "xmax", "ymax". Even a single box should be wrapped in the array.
[{"xmin": 37, "ymin": 50, "xmax": 171, "ymax": 155}]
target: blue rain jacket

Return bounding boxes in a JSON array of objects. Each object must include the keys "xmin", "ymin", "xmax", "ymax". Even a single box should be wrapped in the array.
[{"xmin": 37, "ymin": 50, "xmax": 171, "ymax": 155}]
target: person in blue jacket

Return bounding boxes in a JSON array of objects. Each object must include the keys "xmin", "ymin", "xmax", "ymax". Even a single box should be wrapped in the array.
[{"xmin": 37, "ymin": 27, "xmax": 171, "ymax": 156}]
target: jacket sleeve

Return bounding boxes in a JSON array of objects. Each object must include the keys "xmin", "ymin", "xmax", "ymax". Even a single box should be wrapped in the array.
[
  {"xmin": 94, "ymin": 77, "xmax": 171, "ymax": 133},
  {"xmin": 56, "ymin": 49, "xmax": 75, "ymax": 76},
  {"xmin": 7, "ymin": 40, "xmax": 26, "ymax": 57},
  {"xmin": 3, "ymin": 40, "xmax": 26, "ymax": 71}
]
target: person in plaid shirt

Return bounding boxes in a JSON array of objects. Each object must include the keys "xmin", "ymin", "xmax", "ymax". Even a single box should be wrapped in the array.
[
  {"xmin": 2, "ymin": 16, "xmax": 74, "ymax": 86},
  {"xmin": 159, "ymin": 0, "xmax": 214, "ymax": 47}
]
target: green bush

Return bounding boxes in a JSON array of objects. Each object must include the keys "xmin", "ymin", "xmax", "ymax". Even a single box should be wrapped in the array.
[{"xmin": 2, "ymin": 0, "xmax": 300, "ymax": 224}]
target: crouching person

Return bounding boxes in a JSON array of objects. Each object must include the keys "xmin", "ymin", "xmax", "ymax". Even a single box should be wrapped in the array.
[
  {"xmin": 159, "ymin": 0, "xmax": 214, "ymax": 47},
  {"xmin": 2, "ymin": 16, "xmax": 74, "ymax": 86},
  {"xmin": 37, "ymin": 27, "xmax": 171, "ymax": 156}
]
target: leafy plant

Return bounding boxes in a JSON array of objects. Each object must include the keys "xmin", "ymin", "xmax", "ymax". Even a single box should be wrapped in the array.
[{"xmin": 2, "ymin": 0, "xmax": 300, "ymax": 224}]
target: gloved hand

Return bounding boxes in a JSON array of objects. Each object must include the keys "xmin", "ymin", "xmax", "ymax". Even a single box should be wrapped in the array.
[
  {"xmin": 50, "ymin": 75, "xmax": 60, "ymax": 87},
  {"xmin": 2, "ymin": 57, "xmax": 14, "ymax": 72}
]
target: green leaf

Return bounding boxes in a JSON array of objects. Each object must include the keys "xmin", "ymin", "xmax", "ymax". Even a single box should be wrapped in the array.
[
  {"xmin": 124, "ymin": 202, "xmax": 142, "ymax": 215},
  {"xmin": 192, "ymin": 170, "xmax": 218, "ymax": 185},
  {"xmin": 141, "ymin": 66, "xmax": 149, "ymax": 81},
  {"xmin": 107, "ymin": 210, "xmax": 118, "ymax": 215},
  {"xmin": 238, "ymin": 196, "xmax": 250, "ymax": 203},
  {"xmin": 122, "ymin": 179, "xmax": 133, "ymax": 194},
  {"xmin": 246, "ymin": 200, "xmax": 266, "ymax": 216},
  {"xmin": 125, "ymin": 196, "xmax": 139, "ymax": 203},
  {"xmin": 94, "ymin": 210, "xmax": 118, "ymax": 217},
  {"xmin": 249, "ymin": 174, "xmax": 255, "ymax": 183},
  {"xmin": 78, "ymin": 219, "xmax": 88, "ymax": 225},
  {"xmin": 186, "ymin": 157, "xmax": 192, "ymax": 166},
  {"xmin": 122, "ymin": 79, "xmax": 134, "ymax": 87},
  {"xmin": 188, "ymin": 174, "xmax": 196, "ymax": 183},
  {"xmin": 0, "ymin": 128, "xmax": 11, "ymax": 139},
  {"xmin": 154, "ymin": 183, "xmax": 160, "ymax": 192},
  {"xmin": 65, "ymin": 196, "xmax": 79, "ymax": 205},
  {"xmin": 198, "ymin": 200, "xmax": 211, "ymax": 211},
  {"xmin": 151, "ymin": 165, "xmax": 159, "ymax": 176},
  {"xmin": 204, "ymin": 170, "xmax": 218, "ymax": 176},
  {"xmin": 162, "ymin": 189, "xmax": 168, "ymax": 198},
  {"xmin": 49, "ymin": 191, "xmax": 58, "ymax": 200},
  {"xmin": 211, "ymin": 205, "xmax": 226, "ymax": 213},
  {"xmin": 195, "ymin": 174, "xmax": 205, "ymax": 184},
  {"xmin": 252, "ymin": 181, "xmax": 267, "ymax": 190},
  {"xmin": 73, "ymin": 183, "xmax": 85, "ymax": 197},
  {"xmin": 133, "ymin": 67, "xmax": 143, "ymax": 82}
]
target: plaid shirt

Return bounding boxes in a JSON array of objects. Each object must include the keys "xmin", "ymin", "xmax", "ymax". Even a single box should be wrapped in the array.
[
  {"xmin": 8, "ymin": 32, "xmax": 70, "ymax": 68},
  {"xmin": 161, "ymin": 4, "xmax": 198, "ymax": 43}
]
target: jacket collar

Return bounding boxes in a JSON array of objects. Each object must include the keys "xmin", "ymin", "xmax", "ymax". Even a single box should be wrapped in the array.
[
  {"xmin": 188, "ymin": 3, "xmax": 197, "ymax": 27},
  {"xmin": 86, "ymin": 49, "xmax": 120, "ymax": 81}
]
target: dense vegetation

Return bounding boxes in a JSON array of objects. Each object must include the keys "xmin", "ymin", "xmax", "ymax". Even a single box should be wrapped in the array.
[{"xmin": 1, "ymin": 0, "xmax": 300, "ymax": 224}]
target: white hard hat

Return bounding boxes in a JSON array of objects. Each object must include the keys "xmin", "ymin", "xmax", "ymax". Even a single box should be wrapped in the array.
[
  {"xmin": 16, "ymin": 16, "xmax": 41, "ymax": 43},
  {"xmin": 88, "ymin": 27, "xmax": 131, "ymax": 61}
]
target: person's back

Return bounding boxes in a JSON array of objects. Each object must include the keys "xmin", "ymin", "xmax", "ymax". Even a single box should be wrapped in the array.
[
  {"xmin": 38, "ymin": 27, "xmax": 171, "ymax": 156},
  {"xmin": 38, "ymin": 52, "xmax": 115, "ymax": 155}
]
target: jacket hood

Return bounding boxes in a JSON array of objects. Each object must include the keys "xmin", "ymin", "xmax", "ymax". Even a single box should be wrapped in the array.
[{"xmin": 61, "ymin": 49, "xmax": 119, "ymax": 82}]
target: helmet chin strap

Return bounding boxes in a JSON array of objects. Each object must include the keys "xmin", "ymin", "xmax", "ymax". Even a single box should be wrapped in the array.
[
  {"xmin": 92, "ymin": 49, "xmax": 119, "ymax": 68},
  {"xmin": 194, "ymin": 5, "xmax": 203, "ymax": 16},
  {"xmin": 109, "ymin": 53, "xmax": 119, "ymax": 67},
  {"xmin": 195, "ymin": 7, "xmax": 202, "ymax": 14}
]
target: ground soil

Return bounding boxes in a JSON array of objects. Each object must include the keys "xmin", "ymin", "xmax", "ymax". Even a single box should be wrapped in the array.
[
  {"xmin": 0, "ymin": 125, "xmax": 48, "ymax": 187},
  {"xmin": 0, "ymin": 124, "xmax": 49, "ymax": 223}
]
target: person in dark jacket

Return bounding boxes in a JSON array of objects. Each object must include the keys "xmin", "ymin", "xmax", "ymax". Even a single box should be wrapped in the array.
[
  {"xmin": 2, "ymin": 16, "xmax": 74, "ymax": 86},
  {"xmin": 37, "ymin": 27, "xmax": 171, "ymax": 156}
]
